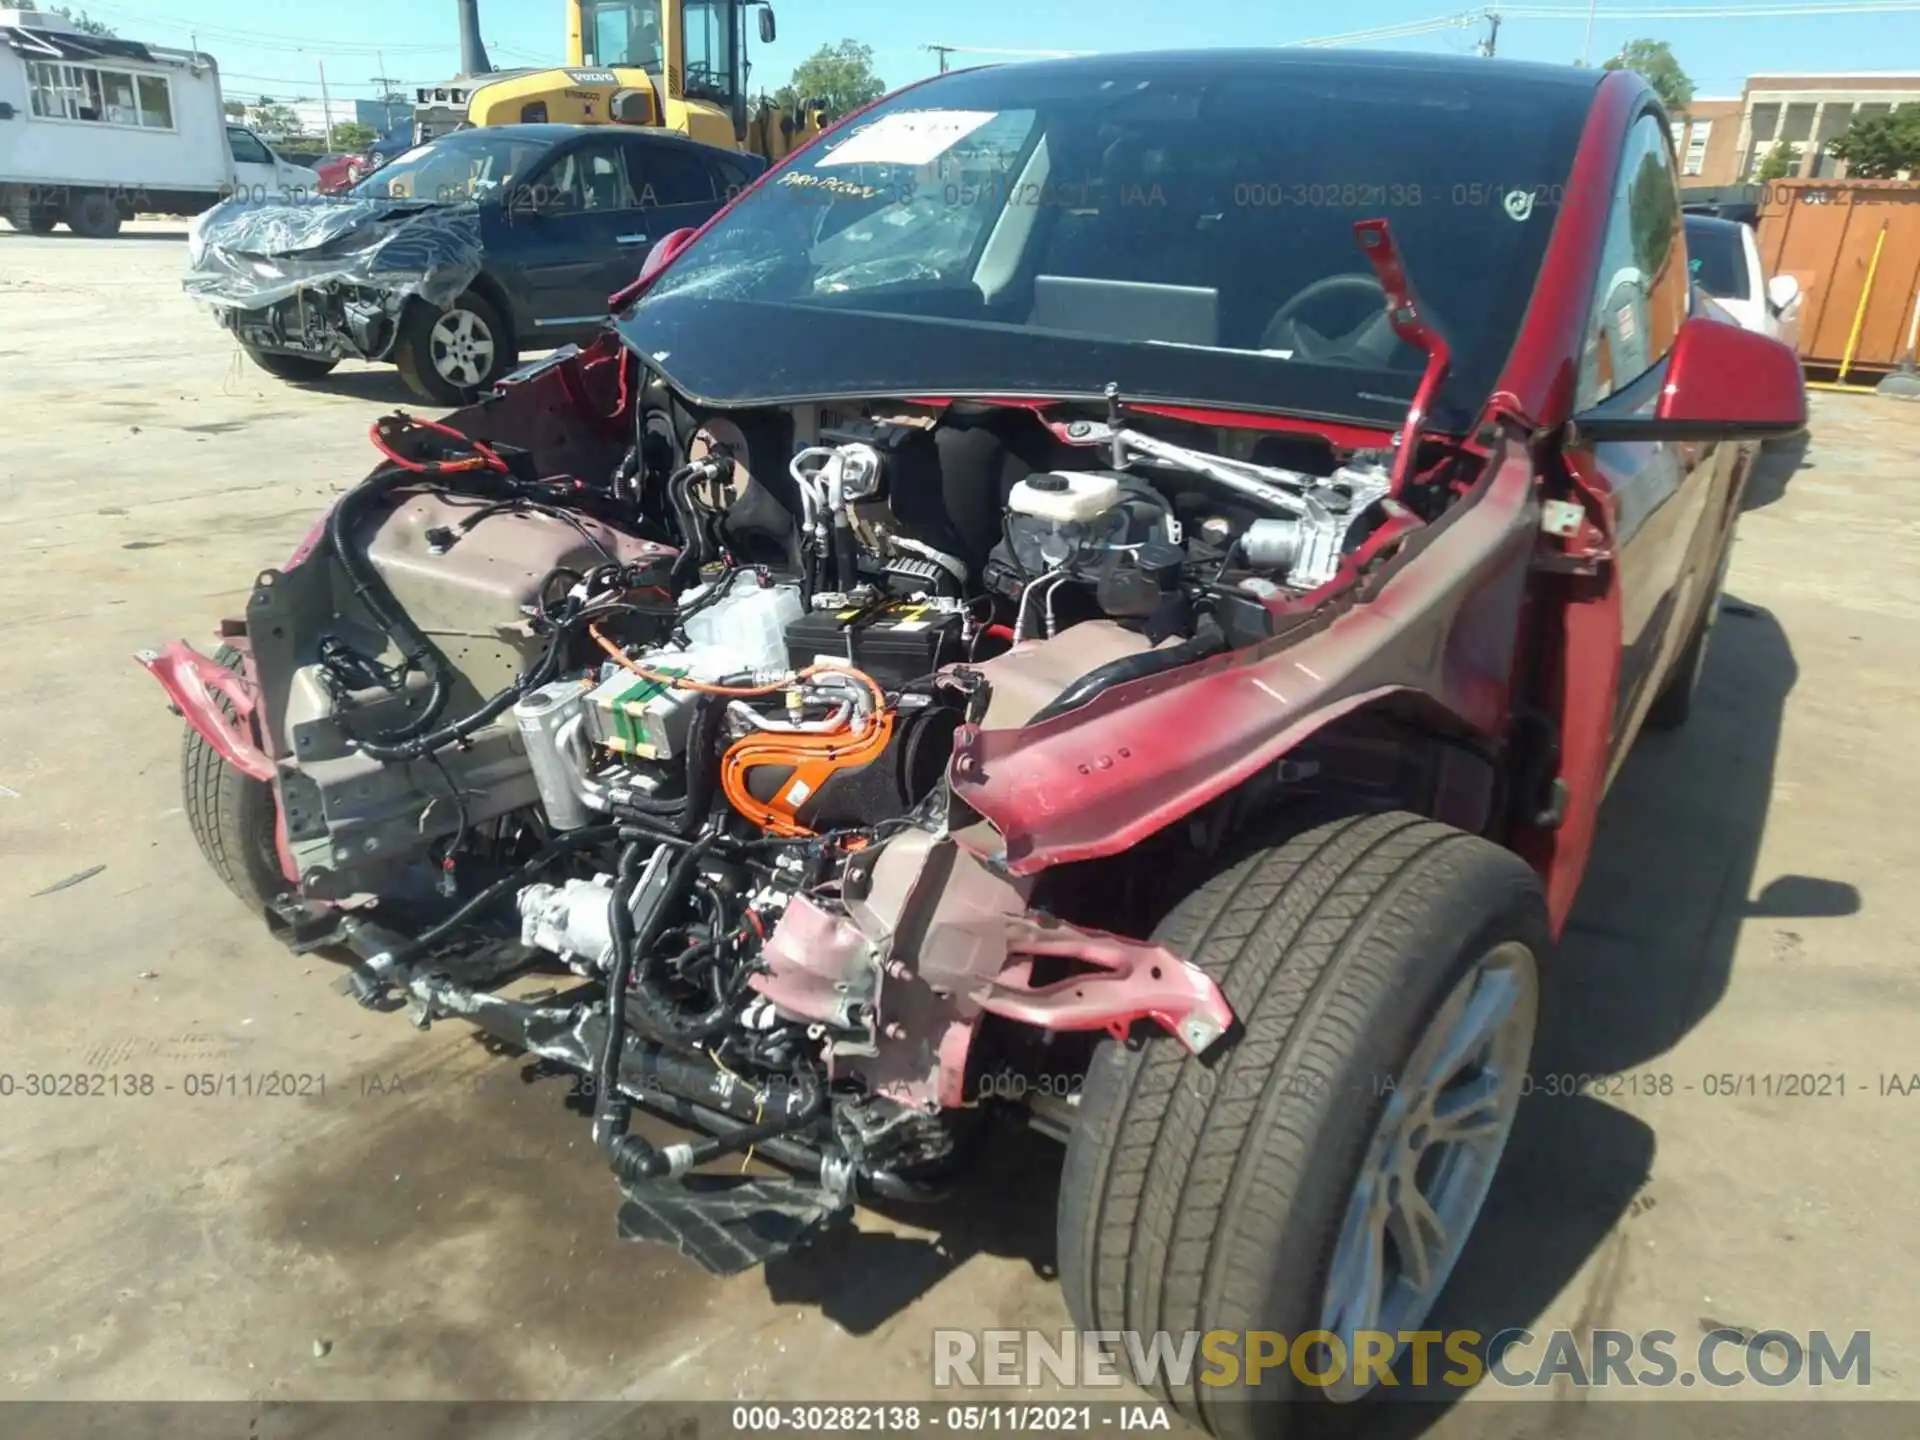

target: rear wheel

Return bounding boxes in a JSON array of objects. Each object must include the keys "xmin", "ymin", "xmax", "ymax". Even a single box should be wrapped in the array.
[
  {"xmin": 181, "ymin": 645, "xmax": 286, "ymax": 916},
  {"xmin": 1058, "ymin": 811, "xmax": 1547, "ymax": 1438},
  {"xmin": 4, "ymin": 201, "xmax": 59, "ymax": 233},
  {"xmin": 394, "ymin": 291, "xmax": 515, "ymax": 404},
  {"xmin": 64, "ymin": 190, "xmax": 122, "ymax": 238},
  {"xmin": 242, "ymin": 346, "xmax": 340, "ymax": 383}
]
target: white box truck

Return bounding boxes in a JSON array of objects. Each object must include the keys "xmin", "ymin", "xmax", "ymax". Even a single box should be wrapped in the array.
[{"xmin": 0, "ymin": 7, "xmax": 320, "ymax": 237}]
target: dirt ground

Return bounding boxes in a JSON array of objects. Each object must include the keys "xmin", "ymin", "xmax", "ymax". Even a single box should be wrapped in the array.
[{"xmin": 3, "ymin": 222, "xmax": 1919, "ymax": 1430}]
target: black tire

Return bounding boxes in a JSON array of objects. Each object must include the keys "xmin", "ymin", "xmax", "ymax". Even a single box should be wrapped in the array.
[
  {"xmin": 242, "ymin": 346, "xmax": 340, "ymax": 383},
  {"xmin": 4, "ymin": 202, "xmax": 58, "ymax": 234},
  {"xmin": 393, "ymin": 290, "xmax": 516, "ymax": 405},
  {"xmin": 181, "ymin": 644, "xmax": 286, "ymax": 916},
  {"xmin": 1058, "ymin": 811, "xmax": 1548, "ymax": 1439},
  {"xmin": 64, "ymin": 190, "xmax": 122, "ymax": 238}
]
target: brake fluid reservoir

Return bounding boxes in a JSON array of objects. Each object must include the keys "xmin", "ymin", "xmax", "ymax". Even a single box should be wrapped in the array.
[
  {"xmin": 1009, "ymin": 472, "xmax": 1123, "ymax": 523},
  {"xmin": 1007, "ymin": 471, "xmax": 1125, "ymax": 573}
]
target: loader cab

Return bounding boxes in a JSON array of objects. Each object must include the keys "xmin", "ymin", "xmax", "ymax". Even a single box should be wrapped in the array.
[{"xmin": 571, "ymin": 0, "xmax": 765, "ymax": 145}]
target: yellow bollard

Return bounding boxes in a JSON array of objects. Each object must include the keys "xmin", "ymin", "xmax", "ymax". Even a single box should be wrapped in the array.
[{"xmin": 1836, "ymin": 223, "xmax": 1888, "ymax": 387}]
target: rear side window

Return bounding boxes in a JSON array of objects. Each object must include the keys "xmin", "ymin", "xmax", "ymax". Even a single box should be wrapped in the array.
[
  {"xmin": 628, "ymin": 142, "xmax": 717, "ymax": 208},
  {"xmin": 1578, "ymin": 113, "xmax": 1689, "ymax": 407},
  {"xmin": 709, "ymin": 151, "xmax": 760, "ymax": 202}
]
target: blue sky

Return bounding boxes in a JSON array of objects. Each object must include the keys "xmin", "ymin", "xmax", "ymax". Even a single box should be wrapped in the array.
[{"xmin": 55, "ymin": 0, "xmax": 1920, "ymax": 107}]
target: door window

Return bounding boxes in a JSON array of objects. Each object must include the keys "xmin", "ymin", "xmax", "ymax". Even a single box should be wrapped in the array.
[
  {"xmin": 682, "ymin": 0, "xmax": 738, "ymax": 106},
  {"xmin": 228, "ymin": 126, "xmax": 274, "ymax": 165},
  {"xmin": 626, "ymin": 141, "xmax": 717, "ymax": 209},
  {"xmin": 1577, "ymin": 113, "xmax": 1689, "ymax": 407},
  {"xmin": 538, "ymin": 140, "xmax": 630, "ymax": 212}
]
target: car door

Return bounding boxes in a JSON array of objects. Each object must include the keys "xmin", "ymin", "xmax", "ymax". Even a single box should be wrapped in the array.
[
  {"xmin": 1572, "ymin": 111, "xmax": 1728, "ymax": 780},
  {"xmin": 499, "ymin": 135, "xmax": 645, "ymax": 344},
  {"xmin": 616, "ymin": 135, "xmax": 730, "ymax": 286},
  {"xmin": 226, "ymin": 125, "xmax": 285, "ymax": 200}
]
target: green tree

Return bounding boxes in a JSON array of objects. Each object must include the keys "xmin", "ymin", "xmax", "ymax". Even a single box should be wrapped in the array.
[
  {"xmin": 222, "ymin": 100, "xmax": 247, "ymax": 118},
  {"xmin": 330, "ymin": 120, "xmax": 377, "ymax": 152},
  {"xmin": 1603, "ymin": 39, "xmax": 1694, "ymax": 118},
  {"xmin": 1754, "ymin": 138, "xmax": 1797, "ymax": 182},
  {"xmin": 779, "ymin": 40, "xmax": 886, "ymax": 120},
  {"xmin": 1827, "ymin": 106, "xmax": 1920, "ymax": 179},
  {"xmin": 251, "ymin": 98, "xmax": 302, "ymax": 139},
  {"xmin": 18, "ymin": 1, "xmax": 117, "ymax": 36}
]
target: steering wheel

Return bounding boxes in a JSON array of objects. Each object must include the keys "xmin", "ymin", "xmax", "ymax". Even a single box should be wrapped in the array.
[{"xmin": 1261, "ymin": 272, "xmax": 1398, "ymax": 365}]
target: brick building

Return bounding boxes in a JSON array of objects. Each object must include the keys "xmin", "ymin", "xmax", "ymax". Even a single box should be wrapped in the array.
[{"xmin": 1672, "ymin": 72, "xmax": 1920, "ymax": 185}]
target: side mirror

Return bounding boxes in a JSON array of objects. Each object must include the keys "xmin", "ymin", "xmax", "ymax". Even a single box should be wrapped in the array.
[
  {"xmin": 609, "ymin": 225, "xmax": 700, "ymax": 309},
  {"xmin": 1767, "ymin": 272, "xmax": 1801, "ymax": 314},
  {"xmin": 1569, "ymin": 314, "xmax": 1806, "ymax": 445},
  {"xmin": 758, "ymin": 5, "xmax": 777, "ymax": 43}
]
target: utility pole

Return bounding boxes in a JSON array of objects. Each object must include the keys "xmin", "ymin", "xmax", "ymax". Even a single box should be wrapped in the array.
[
  {"xmin": 317, "ymin": 59, "xmax": 335, "ymax": 147},
  {"xmin": 1580, "ymin": 0, "xmax": 1598, "ymax": 66},
  {"xmin": 371, "ymin": 51, "xmax": 405, "ymax": 132},
  {"xmin": 927, "ymin": 44, "xmax": 954, "ymax": 74},
  {"xmin": 1476, "ymin": 9, "xmax": 1500, "ymax": 56}
]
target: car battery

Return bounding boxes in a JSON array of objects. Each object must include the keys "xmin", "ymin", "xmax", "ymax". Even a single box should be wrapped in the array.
[{"xmin": 784, "ymin": 600, "xmax": 965, "ymax": 689}]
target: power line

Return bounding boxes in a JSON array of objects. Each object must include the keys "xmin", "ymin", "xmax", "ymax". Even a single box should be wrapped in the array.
[
  {"xmin": 1284, "ymin": 12, "xmax": 1490, "ymax": 47},
  {"xmin": 220, "ymin": 71, "xmax": 440, "ymax": 92},
  {"xmin": 1511, "ymin": 1, "xmax": 1920, "ymax": 14},
  {"xmin": 76, "ymin": 0, "xmax": 454, "ymax": 53}
]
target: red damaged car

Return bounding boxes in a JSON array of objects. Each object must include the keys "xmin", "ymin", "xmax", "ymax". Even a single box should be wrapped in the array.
[{"xmin": 143, "ymin": 50, "xmax": 1802, "ymax": 1430}]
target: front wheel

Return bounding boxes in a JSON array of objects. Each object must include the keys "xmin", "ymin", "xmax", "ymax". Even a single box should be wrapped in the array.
[
  {"xmin": 394, "ymin": 291, "xmax": 515, "ymax": 405},
  {"xmin": 1058, "ymin": 811, "xmax": 1547, "ymax": 1437},
  {"xmin": 181, "ymin": 645, "xmax": 287, "ymax": 917}
]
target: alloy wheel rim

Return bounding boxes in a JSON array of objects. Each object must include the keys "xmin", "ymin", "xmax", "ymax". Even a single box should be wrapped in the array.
[
  {"xmin": 1315, "ymin": 939, "xmax": 1538, "ymax": 1402},
  {"xmin": 429, "ymin": 308, "xmax": 495, "ymax": 387}
]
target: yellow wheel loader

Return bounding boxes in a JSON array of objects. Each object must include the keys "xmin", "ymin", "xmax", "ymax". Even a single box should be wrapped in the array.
[{"xmin": 448, "ymin": 0, "xmax": 825, "ymax": 166}]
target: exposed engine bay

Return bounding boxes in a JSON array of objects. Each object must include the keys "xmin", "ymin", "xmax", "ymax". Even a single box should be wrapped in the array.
[{"xmin": 159, "ymin": 349, "xmax": 1469, "ymax": 1274}]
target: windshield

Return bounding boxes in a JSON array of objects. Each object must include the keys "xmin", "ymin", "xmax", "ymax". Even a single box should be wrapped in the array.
[
  {"xmin": 1684, "ymin": 218, "xmax": 1750, "ymax": 302},
  {"xmin": 620, "ymin": 54, "xmax": 1595, "ymax": 431},
  {"xmin": 351, "ymin": 130, "xmax": 554, "ymax": 203}
]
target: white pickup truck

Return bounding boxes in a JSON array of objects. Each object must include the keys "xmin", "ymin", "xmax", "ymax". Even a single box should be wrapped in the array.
[{"xmin": 0, "ymin": 6, "xmax": 318, "ymax": 236}]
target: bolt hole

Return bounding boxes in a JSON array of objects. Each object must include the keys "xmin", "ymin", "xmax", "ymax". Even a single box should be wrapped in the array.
[{"xmin": 1150, "ymin": 966, "xmax": 1162, "ymax": 980}]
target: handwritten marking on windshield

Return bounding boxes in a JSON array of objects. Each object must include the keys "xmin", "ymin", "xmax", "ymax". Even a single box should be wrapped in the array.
[{"xmin": 1504, "ymin": 190, "xmax": 1536, "ymax": 222}]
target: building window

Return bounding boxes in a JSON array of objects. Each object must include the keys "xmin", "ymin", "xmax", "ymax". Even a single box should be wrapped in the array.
[
  {"xmin": 1671, "ymin": 119, "xmax": 1687, "ymax": 150},
  {"xmin": 25, "ymin": 61, "xmax": 173, "ymax": 129},
  {"xmin": 1684, "ymin": 120, "xmax": 1711, "ymax": 176}
]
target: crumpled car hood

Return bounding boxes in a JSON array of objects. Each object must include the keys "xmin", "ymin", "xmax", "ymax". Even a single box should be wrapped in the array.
[{"xmin": 184, "ymin": 196, "xmax": 485, "ymax": 312}]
